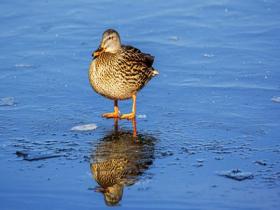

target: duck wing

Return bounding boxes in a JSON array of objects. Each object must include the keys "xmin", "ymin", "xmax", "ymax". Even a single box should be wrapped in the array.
[{"xmin": 121, "ymin": 45, "xmax": 154, "ymax": 67}]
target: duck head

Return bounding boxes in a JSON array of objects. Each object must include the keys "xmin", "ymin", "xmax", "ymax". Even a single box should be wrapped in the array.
[{"xmin": 93, "ymin": 29, "xmax": 121, "ymax": 58}]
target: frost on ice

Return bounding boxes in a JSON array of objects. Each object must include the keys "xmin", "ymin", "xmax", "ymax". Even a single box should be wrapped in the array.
[
  {"xmin": 137, "ymin": 114, "xmax": 147, "ymax": 119},
  {"xmin": 0, "ymin": 97, "xmax": 15, "ymax": 106},
  {"xmin": 203, "ymin": 53, "xmax": 215, "ymax": 58},
  {"xmin": 71, "ymin": 123, "xmax": 97, "ymax": 131},
  {"xmin": 271, "ymin": 96, "xmax": 280, "ymax": 103}
]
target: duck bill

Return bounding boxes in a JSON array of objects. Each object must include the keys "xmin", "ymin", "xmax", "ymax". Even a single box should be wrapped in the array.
[{"xmin": 93, "ymin": 47, "xmax": 105, "ymax": 59}]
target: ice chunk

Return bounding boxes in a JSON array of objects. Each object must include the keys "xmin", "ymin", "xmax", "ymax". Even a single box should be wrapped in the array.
[
  {"xmin": 71, "ymin": 123, "xmax": 97, "ymax": 131},
  {"xmin": 196, "ymin": 158, "xmax": 205, "ymax": 163},
  {"xmin": 14, "ymin": 64, "xmax": 33, "ymax": 68},
  {"xmin": 168, "ymin": 36, "xmax": 179, "ymax": 41},
  {"xmin": 271, "ymin": 96, "xmax": 280, "ymax": 103},
  {"xmin": 254, "ymin": 160, "xmax": 267, "ymax": 166},
  {"xmin": 137, "ymin": 114, "xmax": 147, "ymax": 119},
  {"xmin": 203, "ymin": 53, "xmax": 215, "ymax": 58},
  {"xmin": 0, "ymin": 97, "xmax": 15, "ymax": 106},
  {"xmin": 217, "ymin": 169, "xmax": 254, "ymax": 181},
  {"xmin": 16, "ymin": 150, "xmax": 64, "ymax": 161}
]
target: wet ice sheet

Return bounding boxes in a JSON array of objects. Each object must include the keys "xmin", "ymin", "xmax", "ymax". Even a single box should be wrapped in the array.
[{"xmin": 0, "ymin": 0, "xmax": 280, "ymax": 209}]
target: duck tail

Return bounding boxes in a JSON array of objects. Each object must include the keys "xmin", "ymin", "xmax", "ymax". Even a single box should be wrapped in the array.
[{"xmin": 152, "ymin": 69, "xmax": 159, "ymax": 76}]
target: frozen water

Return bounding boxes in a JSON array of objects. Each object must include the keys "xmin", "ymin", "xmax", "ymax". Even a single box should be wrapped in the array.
[
  {"xmin": 70, "ymin": 123, "xmax": 97, "ymax": 131},
  {"xmin": 0, "ymin": 0, "xmax": 280, "ymax": 209}
]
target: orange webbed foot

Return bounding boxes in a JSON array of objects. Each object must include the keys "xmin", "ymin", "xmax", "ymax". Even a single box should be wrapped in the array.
[
  {"xmin": 120, "ymin": 113, "xmax": 135, "ymax": 120},
  {"xmin": 102, "ymin": 112, "xmax": 119, "ymax": 119},
  {"xmin": 102, "ymin": 100, "xmax": 119, "ymax": 119}
]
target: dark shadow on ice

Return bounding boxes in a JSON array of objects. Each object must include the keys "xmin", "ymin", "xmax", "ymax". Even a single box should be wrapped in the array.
[
  {"xmin": 90, "ymin": 120, "xmax": 156, "ymax": 206},
  {"xmin": 16, "ymin": 150, "xmax": 64, "ymax": 161}
]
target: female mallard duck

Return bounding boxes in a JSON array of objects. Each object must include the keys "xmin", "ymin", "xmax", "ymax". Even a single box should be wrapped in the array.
[{"xmin": 89, "ymin": 29, "xmax": 158, "ymax": 120}]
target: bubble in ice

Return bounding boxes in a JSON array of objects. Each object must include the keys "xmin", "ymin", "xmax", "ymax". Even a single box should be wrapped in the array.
[{"xmin": 71, "ymin": 123, "xmax": 97, "ymax": 131}]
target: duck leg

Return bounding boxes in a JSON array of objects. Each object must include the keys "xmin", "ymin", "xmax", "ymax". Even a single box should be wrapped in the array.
[
  {"xmin": 120, "ymin": 94, "xmax": 136, "ymax": 120},
  {"xmin": 102, "ymin": 100, "xmax": 119, "ymax": 118}
]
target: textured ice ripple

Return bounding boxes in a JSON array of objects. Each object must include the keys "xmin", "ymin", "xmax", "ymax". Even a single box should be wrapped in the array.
[{"xmin": 9, "ymin": 138, "xmax": 90, "ymax": 162}]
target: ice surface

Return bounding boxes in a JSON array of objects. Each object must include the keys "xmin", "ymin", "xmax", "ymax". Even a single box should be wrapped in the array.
[
  {"xmin": 0, "ymin": 0, "xmax": 280, "ymax": 209},
  {"xmin": 71, "ymin": 123, "xmax": 97, "ymax": 131}
]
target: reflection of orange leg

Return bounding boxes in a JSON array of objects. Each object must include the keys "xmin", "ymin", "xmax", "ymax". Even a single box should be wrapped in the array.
[
  {"xmin": 132, "ymin": 118, "xmax": 137, "ymax": 137},
  {"xmin": 120, "ymin": 94, "xmax": 136, "ymax": 120},
  {"xmin": 102, "ymin": 100, "xmax": 119, "ymax": 118},
  {"xmin": 114, "ymin": 118, "xmax": 119, "ymax": 133}
]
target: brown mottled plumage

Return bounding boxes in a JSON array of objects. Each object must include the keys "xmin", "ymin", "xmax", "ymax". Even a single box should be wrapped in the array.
[
  {"xmin": 90, "ymin": 131, "xmax": 155, "ymax": 206},
  {"xmin": 89, "ymin": 29, "xmax": 158, "ymax": 119}
]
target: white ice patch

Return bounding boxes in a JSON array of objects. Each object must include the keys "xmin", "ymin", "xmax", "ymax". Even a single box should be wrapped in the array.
[
  {"xmin": 168, "ymin": 36, "xmax": 179, "ymax": 41},
  {"xmin": 137, "ymin": 114, "xmax": 147, "ymax": 119},
  {"xmin": 0, "ymin": 97, "xmax": 15, "ymax": 106},
  {"xmin": 203, "ymin": 53, "xmax": 215, "ymax": 58},
  {"xmin": 271, "ymin": 96, "xmax": 280, "ymax": 103},
  {"xmin": 71, "ymin": 123, "xmax": 97, "ymax": 131},
  {"xmin": 14, "ymin": 64, "xmax": 33, "ymax": 68}
]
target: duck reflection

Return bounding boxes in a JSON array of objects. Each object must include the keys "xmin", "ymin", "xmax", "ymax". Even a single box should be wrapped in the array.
[{"xmin": 90, "ymin": 119, "xmax": 156, "ymax": 206}]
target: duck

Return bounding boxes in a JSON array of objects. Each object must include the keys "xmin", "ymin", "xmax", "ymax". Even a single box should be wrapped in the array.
[{"xmin": 89, "ymin": 29, "xmax": 158, "ymax": 120}]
